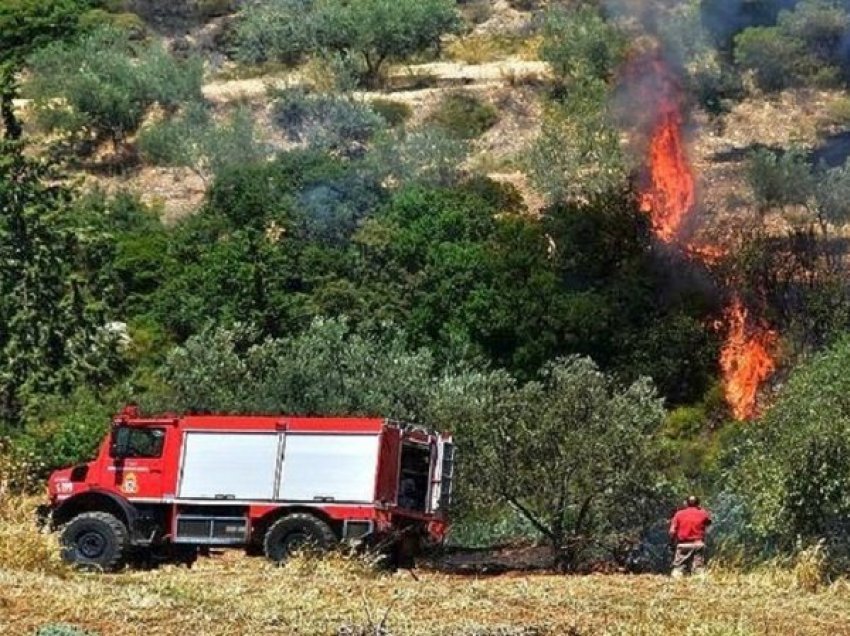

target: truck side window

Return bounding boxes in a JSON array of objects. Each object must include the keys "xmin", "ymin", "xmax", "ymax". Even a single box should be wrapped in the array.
[{"xmin": 111, "ymin": 428, "xmax": 165, "ymax": 459}]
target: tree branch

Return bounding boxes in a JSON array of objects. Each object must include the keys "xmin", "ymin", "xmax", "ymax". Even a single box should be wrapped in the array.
[{"xmin": 504, "ymin": 494, "xmax": 555, "ymax": 542}]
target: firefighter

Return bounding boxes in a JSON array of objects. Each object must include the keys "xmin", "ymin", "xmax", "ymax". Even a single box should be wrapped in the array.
[{"xmin": 669, "ymin": 495, "xmax": 712, "ymax": 578}]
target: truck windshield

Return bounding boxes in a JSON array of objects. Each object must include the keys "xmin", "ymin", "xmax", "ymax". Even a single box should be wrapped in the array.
[{"xmin": 111, "ymin": 427, "xmax": 165, "ymax": 459}]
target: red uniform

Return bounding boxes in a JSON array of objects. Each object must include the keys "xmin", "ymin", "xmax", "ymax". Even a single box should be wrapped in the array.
[{"xmin": 669, "ymin": 506, "xmax": 711, "ymax": 543}]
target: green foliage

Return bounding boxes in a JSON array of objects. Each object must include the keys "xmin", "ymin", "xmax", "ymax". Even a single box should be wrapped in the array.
[
  {"xmin": 196, "ymin": 0, "xmax": 234, "ymax": 18},
  {"xmin": 778, "ymin": 0, "xmax": 850, "ymax": 75},
  {"xmin": 725, "ymin": 336, "xmax": 850, "ymax": 557},
  {"xmin": 447, "ymin": 507, "xmax": 542, "ymax": 548},
  {"xmin": 38, "ymin": 625, "xmax": 96, "ymax": 636},
  {"xmin": 13, "ymin": 390, "xmax": 112, "ymax": 476},
  {"xmin": 139, "ymin": 103, "xmax": 268, "ymax": 181},
  {"xmin": 233, "ymin": 0, "xmax": 460, "ymax": 87},
  {"xmin": 0, "ymin": 0, "xmax": 90, "ymax": 66},
  {"xmin": 452, "ymin": 356, "xmax": 669, "ymax": 570},
  {"xmin": 369, "ymin": 98, "xmax": 412, "ymax": 127},
  {"xmin": 540, "ymin": 6, "xmax": 626, "ymax": 83},
  {"xmin": 746, "ymin": 147, "xmax": 814, "ymax": 210},
  {"xmin": 527, "ymin": 79, "xmax": 628, "ymax": 202},
  {"xmin": 426, "ymin": 92, "xmax": 499, "ymax": 140},
  {"xmin": 0, "ymin": 0, "xmax": 92, "ymax": 138},
  {"xmin": 734, "ymin": 26, "xmax": 812, "ymax": 91},
  {"xmin": 368, "ymin": 127, "xmax": 470, "ymax": 188},
  {"xmin": 814, "ymin": 158, "xmax": 850, "ymax": 226},
  {"xmin": 78, "ymin": 9, "xmax": 146, "ymax": 38},
  {"xmin": 733, "ymin": 1, "xmax": 850, "ymax": 91},
  {"xmin": 25, "ymin": 27, "xmax": 203, "ymax": 147},
  {"xmin": 0, "ymin": 142, "xmax": 123, "ymax": 429},
  {"xmin": 151, "ymin": 319, "xmax": 435, "ymax": 420},
  {"xmin": 271, "ymin": 87, "xmax": 385, "ymax": 157}
]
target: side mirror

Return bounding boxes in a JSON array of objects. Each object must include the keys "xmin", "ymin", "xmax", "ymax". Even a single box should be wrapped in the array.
[{"xmin": 110, "ymin": 427, "xmax": 131, "ymax": 459}]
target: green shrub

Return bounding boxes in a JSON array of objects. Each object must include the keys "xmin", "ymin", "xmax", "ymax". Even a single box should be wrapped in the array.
[
  {"xmin": 95, "ymin": 0, "xmax": 130, "ymax": 12},
  {"xmin": 541, "ymin": 6, "xmax": 626, "ymax": 83},
  {"xmin": 25, "ymin": 27, "xmax": 204, "ymax": 149},
  {"xmin": 139, "ymin": 103, "xmax": 268, "ymax": 181},
  {"xmin": 13, "ymin": 391, "xmax": 113, "ymax": 477},
  {"xmin": 368, "ymin": 126, "xmax": 469, "ymax": 187},
  {"xmin": 734, "ymin": 26, "xmax": 810, "ymax": 91},
  {"xmin": 196, "ymin": 0, "xmax": 234, "ymax": 19},
  {"xmin": 271, "ymin": 88, "xmax": 385, "ymax": 156},
  {"xmin": 369, "ymin": 98, "xmax": 412, "ymax": 127},
  {"xmin": 426, "ymin": 92, "xmax": 498, "ymax": 140},
  {"xmin": 724, "ymin": 336, "xmax": 850, "ymax": 558},
  {"xmin": 746, "ymin": 147, "xmax": 814, "ymax": 210},
  {"xmin": 778, "ymin": 0, "xmax": 849, "ymax": 72},
  {"xmin": 38, "ymin": 625, "xmax": 96, "ymax": 636},
  {"xmin": 79, "ymin": 9, "xmax": 146, "ymax": 38}
]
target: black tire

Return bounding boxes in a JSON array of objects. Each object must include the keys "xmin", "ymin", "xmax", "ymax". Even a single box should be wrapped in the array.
[
  {"xmin": 60, "ymin": 511, "xmax": 129, "ymax": 572},
  {"xmin": 263, "ymin": 513, "xmax": 336, "ymax": 564}
]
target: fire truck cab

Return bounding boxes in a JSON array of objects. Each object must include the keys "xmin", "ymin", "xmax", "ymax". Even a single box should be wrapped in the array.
[{"xmin": 43, "ymin": 406, "xmax": 454, "ymax": 571}]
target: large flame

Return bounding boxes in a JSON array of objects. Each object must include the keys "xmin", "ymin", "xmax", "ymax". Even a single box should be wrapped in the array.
[
  {"xmin": 634, "ymin": 54, "xmax": 776, "ymax": 420},
  {"xmin": 639, "ymin": 106, "xmax": 695, "ymax": 242},
  {"xmin": 719, "ymin": 298, "xmax": 777, "ymax": 420}
]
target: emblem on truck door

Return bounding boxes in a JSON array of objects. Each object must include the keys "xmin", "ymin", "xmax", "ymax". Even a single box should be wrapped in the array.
[{"xmin": 121, "ymin": 472, "xmax": 138, "ymax": 494}]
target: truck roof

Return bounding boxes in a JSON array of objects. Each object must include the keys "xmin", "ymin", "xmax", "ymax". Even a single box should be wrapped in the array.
[{"xmin": 120, "ymin": 413, "xmax": 389, "ymax": 434}]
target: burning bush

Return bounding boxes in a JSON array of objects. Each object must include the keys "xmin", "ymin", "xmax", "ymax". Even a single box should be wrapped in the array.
[{"xmin": 723, "ymin": 336, "xmax": 850, "ymax": 566}]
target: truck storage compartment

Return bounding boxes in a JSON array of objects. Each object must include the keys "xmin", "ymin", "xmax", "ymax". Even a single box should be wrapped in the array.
[
  {"xmin": 178, "ymin": 432, "xmax": 281, "ymax": 500},
  {"xmin": 277, "ymin": 434, "xmax": 380, "ymax": 503},
  {"xmin": 174, "ymin": 515, "xmax": 249, "ymax": 544}
]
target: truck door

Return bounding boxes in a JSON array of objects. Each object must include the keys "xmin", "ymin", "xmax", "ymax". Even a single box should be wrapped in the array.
[
  {"xmin": 109, "ymin": 426, "xmax": 167, "ymax": 500},
  {"xmin": 429, "ymin": 437, "xmax": 455, "ymax": 513}
]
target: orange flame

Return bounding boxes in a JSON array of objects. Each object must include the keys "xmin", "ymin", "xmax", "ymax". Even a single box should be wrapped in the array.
[
  {"xmin": 719, "ymin": 298, "xmax": 777, "ymax": 420},
  {"xmin": 639, "ymin": 106, "xmax": 695, "ymax": 242},
  {"xmin": 634, "ymin": 54, "xmax": 776, "ymax": 420}
]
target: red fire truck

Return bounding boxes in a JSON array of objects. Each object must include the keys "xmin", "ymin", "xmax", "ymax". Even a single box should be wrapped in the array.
[{"xmin": 41, "ymin": 406, "xmax": 454, "ymax": 571}]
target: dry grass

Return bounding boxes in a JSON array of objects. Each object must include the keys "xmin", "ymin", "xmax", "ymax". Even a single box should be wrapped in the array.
[
  {"xmin": 445, "ymin": 35, "xmax": 542, "ymax": 66},
  {"xmin": 2, "ymin": 497, "xmax": 850, "ymax": 635}
]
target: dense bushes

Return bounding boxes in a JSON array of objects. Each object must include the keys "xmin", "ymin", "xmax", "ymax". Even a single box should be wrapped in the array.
[
  {"xmin": 734, "ymin": 0, "xmax": 850, "ymax": 91},
  {"xmin": 724, "ymin": 336, "xmax": 850, "ymax": 561},
  {"xmin": 0, "ymin": 143, "xmax": 123, "ymax": 431}
]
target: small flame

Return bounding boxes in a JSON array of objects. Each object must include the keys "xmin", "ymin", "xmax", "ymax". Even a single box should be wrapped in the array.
[{"xmin": 719, "ymin": 298, "xmax": 777, "ymax": 420}]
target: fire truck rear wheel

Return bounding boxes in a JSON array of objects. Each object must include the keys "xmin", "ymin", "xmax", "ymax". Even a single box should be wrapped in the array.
[
  {"xmin": 60, "ymin": 511, "xmax": 129, "ymax": 572},
  {"xmin": 263, "ymin": 513, "xmax": 337, "ymax": 563}
]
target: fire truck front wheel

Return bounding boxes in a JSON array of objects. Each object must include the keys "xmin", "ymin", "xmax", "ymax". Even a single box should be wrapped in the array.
[
  {"xmin": 60, "ymin": 511, "xmax": 129, "ymax": 572},
  {"xmin": 263, "ymin": 513, "xmax": 336, "ymax": 563}
]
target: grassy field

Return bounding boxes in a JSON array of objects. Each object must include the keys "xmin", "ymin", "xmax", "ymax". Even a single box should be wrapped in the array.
[{"xmin": 3, "ymin": 497, "xmax": 850, "ymax": 636}]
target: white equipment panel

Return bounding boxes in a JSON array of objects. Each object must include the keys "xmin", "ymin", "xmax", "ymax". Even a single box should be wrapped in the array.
[
  {"xmin": 277, "ymin": 434, "xmax": 379, "ymax": 503},
  {"xmin": 178, "ymin": 432, "xmax": 280, "ymax": 500}
]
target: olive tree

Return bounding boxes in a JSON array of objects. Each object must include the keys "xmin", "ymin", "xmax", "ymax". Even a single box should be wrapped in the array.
[
  {"xmin": 138, "ymin": 103, "xmax": 269, "ymax": 183},
  {"xmin": 150, "ymin": 318, "xmax": 436, "ymax": 420},
  {"xmin": 25, "ymin": 27, "xmax": 203, "ymax": 150},
  {"xmin": 441, "ymin": 356, "xmax": 669, "ymax": 571},
  {"xmin": 234, "ymin": 0, "xmax": 460, "ymax": 87}
]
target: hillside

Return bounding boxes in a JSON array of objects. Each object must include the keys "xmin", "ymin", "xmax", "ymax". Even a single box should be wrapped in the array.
[{"xmin": 5, "ymin": 1, "xmax": 850, "ymax": 633}]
